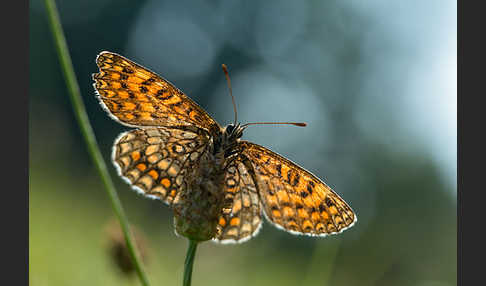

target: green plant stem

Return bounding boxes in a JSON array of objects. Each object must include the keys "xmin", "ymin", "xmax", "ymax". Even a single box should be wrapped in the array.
[
  {"xmin": 43, "ymin": 0, "xmax": 150, "ymax": 285},
  {"xmin": 183, "ymin": 240, "xmax": 199, "ymax": 286}
]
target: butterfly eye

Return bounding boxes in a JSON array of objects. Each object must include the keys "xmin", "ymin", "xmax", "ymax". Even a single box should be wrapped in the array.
[{"xmin": 226, "ymin": 124, "xmax": 235, "ymax": 134}]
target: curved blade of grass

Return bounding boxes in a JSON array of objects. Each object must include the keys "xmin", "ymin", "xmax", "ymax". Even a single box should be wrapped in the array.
[
  {"xmin": 183, "ymin": 240, "xmax": 198, "ymax": 286},
  {"xmin": 43, "ymin": 0, "xmax": 150, "ymax": 285}
]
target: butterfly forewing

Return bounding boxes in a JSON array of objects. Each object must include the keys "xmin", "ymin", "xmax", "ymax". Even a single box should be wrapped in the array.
[
  {"xmin": 93, "ymin": 51, "xmax": 221, "ymax": 133},
  {"xmin": 240, "ymin": 141, "xmax": 356, "ymax": 236},
  {"xmin": 112, "ymin": 126, "xmax": 211, "ymax": 206},
  {"xmin": 214, "ymin": 156, "xmax": 263, "ymax": 243}
]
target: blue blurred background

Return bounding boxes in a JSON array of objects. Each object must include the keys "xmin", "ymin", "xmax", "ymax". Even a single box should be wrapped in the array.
[{"xmin": 30, "ymin": 0, "xmax": 456, "ymax": 285}]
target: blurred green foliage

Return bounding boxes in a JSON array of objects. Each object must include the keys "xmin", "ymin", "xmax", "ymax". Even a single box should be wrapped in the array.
[{"xmin": 30, "ymin": 0, "xmax": 456, "ymax": 285}]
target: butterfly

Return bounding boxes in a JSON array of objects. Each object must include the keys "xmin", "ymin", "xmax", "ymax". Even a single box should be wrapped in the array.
[{"xmin": 93, "ymin": 51, "xmax": 356, "ymax": 244}]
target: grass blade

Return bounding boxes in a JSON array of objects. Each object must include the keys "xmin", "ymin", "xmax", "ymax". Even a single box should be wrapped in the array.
[{"xmin": 43, "ymin": 0, "xmax": 151, "ymax": 285}]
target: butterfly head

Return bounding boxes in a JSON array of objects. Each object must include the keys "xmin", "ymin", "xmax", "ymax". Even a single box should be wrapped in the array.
[
  {"xmin": 223, "ymin": 123, "xmax": 244, "ymax": 141},
  {"xmin": 219, "ymin": 123, "xmax": 244, "ymax": 157}
]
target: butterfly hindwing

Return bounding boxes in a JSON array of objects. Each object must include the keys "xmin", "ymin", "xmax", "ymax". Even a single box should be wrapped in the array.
[
  {"xmin": 213, "ymin": 156, "xmax": 263, "ymax": 243},
  {"xmin": 112, "ymin": 126, "xmax": 211, "ymax": 206},
  {"xmin": 93, "ymin": 51, "xmax": 221, "ymax": 133},
  {"xmin": 240, "ymin": 141, "xmax": 357, "ymax": 236}
]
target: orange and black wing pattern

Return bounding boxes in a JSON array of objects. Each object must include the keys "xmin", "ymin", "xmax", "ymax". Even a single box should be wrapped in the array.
[
  {"xmin": 214, "ymin": 156, "xmax": 262, "ymax": 243},
  {"xmin": 93, "ymin": 51, "xmax": 221, "ymax": 133},
  {"xmin": 240, "ymin": 141, "xmax": 356, "ymax": 236},
  {"xmin": 112, "ymin": 126, "xmax": 211, "ymax": 207}
]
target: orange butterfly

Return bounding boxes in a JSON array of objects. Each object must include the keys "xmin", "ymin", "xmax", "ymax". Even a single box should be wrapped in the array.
[{"xmin": 93, "ymin": 51, "xmax": 356, "ymax": 243}]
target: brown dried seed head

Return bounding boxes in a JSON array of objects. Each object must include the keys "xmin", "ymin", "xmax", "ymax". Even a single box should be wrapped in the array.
[
  {"xmin": 105, "ymin": 219, "xmax": 149, "ymax": 275},
  {"xmin": 173, "ymin": 179, "xmax": 226, "ymax": 242}
]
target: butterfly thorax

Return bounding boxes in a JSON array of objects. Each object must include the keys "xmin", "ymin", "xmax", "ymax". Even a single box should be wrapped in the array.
[{"xmin": 173, "ymin": 124, "xmax": 244, "ymax": 241}]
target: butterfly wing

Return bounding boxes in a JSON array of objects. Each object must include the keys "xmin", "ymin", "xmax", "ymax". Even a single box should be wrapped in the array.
[
  {"xmin": 93, "ymin": 51, "xmax": 221, "ymax": 134},
  {"xmin": 240, "ymin": 141, "xmax": 357, "ymax": 236},
  {"xmin": 213, "ymin": 156, "xmax": 263, "ymax": 243},
  {"xmin": 112, "ymin": 126, "xmax": 211, "ymax": 206}
]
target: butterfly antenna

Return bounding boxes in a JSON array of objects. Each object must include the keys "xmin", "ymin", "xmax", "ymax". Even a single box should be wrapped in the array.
[
  {"xmin": 241, "ymin": 122, "xmax": 307, "ymax": 128},
  {"xmin": 222, "ymin": 64, "xmax": 238, "ymax": 126}
]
